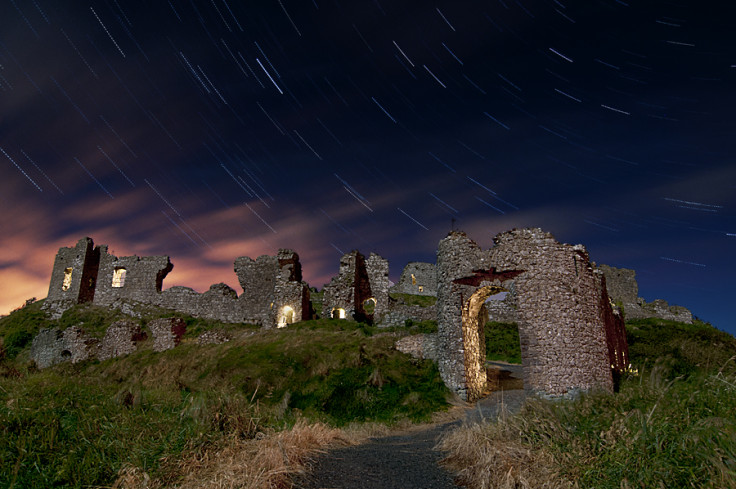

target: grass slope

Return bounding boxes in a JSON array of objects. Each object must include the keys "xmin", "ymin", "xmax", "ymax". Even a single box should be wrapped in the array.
[
  {"xmin": 441, "ymin": 318, "xmax": 736, "ymax": 489},
  {"xmin": 0, "ymin": 303, "xmax": 448, "ymax": 488}
]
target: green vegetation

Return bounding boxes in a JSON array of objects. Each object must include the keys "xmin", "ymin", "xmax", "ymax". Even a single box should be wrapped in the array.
[
  {"xmin": 0, "ymin": 303, "xmax": 448, "ymax": 488},
  {"xmin": 484, "ymin": 321, "xmax": 521, "ymax": 364},
  {"xmin": 442, "ymin": 318, "xmax": 736, "ymax": 489},
  {"xmin": 309, "ymin": 288, "xmax": 324, "ymax": 318},
  {"xmin": 389, "ymin": 292, "xmax": 437, "ymax": 307},
  {"xmin": 626, "ymin": 317, "xmax": 736, "ymax": 377}
]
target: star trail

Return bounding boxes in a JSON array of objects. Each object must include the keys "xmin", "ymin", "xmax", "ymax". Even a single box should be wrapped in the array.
[{"xmin": 0, "ymin": 1, "xmax": 734, "ymax": 333}]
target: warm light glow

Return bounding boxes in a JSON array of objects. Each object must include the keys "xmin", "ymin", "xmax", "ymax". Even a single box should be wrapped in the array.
[
  {"xmin": 112, "ymin": 268, "xmax": 127, "ymax": 288},
  {"xmin": 332, "ymin": 307, "xmax": 346, "ymax": 319},
  {"xmin": 62, "ymin": 268, "xmax": 73, "ymax": 291},
  {"xmin": 278, "ymin": 305, "xmax": 295, "ymax": 327}
]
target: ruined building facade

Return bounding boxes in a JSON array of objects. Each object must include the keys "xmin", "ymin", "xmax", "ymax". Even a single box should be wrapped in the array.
[
  {"xmin": 321, "ymin": 251, "xmax": 390, "ymax": 322},
  {"xmin": 597, "ymin": 264, "xmax": 693, "ymax": 324},
  {"xmin": 43, "ymin": 237, "xmax": 310, "ymax": 329}
]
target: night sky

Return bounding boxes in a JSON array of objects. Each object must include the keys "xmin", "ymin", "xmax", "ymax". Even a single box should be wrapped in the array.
[{"xmin": 1, "ymin": 1, "xmax": 734, "ymax": 334}]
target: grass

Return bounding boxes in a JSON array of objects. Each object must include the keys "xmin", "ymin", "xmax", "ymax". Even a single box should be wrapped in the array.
[
  {"xmin": 485, "ymin": 321, "xmax": 521, "ymax": 364},
  {"xmin": 0, "ymin": 302, "xmax": 449, "ymax": 488},
  {"xmin": 389, "ymin": 292, "xmax": 437, "ymax": 307},
  {"xmin": 440, "ymin": 318, "xmax": 736, "ymax": 489}
]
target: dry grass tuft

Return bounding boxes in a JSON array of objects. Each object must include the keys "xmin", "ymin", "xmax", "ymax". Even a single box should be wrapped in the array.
[
  {"xmin": 437, "ymin": 417, "xmax": 575, "ymax": 489},
  {"xmin": 116, "ymin": 420, "xmax": 372, "ymax": 489}
]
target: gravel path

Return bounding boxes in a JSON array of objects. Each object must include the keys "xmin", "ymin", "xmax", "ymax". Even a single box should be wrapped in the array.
[{"xmin": 295, "ymin": 364, "xmax": 526, "ymax": 489}]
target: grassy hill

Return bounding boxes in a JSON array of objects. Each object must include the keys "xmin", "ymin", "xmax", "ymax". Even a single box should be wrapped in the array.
[
  {"xmin": 0, "ymin": 300, "xmax": 447, "ymax": 488},
  {"xmin": 441, "ymin": 317, "xmax": 736, "ymax": 489},
  {"xmin": 3, "ymin": 299, "xmax": 735, "ymax": 488}
]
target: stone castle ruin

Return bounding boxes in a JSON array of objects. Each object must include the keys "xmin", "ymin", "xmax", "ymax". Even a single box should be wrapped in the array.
[
  {"xmin": 35, "ymin": 228, "xmax": 691, "ymax": 400},
  {"xmin": 43, "ymin": 237, "xmax": 310, "ymax": 329}
]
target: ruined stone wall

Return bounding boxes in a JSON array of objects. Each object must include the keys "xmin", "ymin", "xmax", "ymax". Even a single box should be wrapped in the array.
[
  {"xmin": 365, "ymin": 253, "xmax": 390, "ymax": 319},
  {"xmin": 599, "ymin": 264, "xmax": 693, "ymax": 324},
  {"xmin": 98, "ymin": 320, "xmax": 147, "ymax": 361},
  {"xmin": 485, "ymin": 291, "xmax": 520, "ymax": 324},
  {"xmin": 323, "ymin": 251, "xmax": 361, "ymax": 319},
  {"xmin": 93, "ymin": 246, "xmax": 173, "ymax": 307},
  {"xmin": 30, "ymin": 328, "xmax": 66, "ymax": 368},
  {"xmin": 45, "ymin": 238, "xmax": 310, "ymax": 328},
  {"xmin": 596, "ymin": 272, "xmax": 629, "ymax": 371},
  {"xmin": 436, "ymin": 232, "xmax": 491, "ymax": 401},
  {"xmin": 435, "ymin": 229, "xmax": 618, "ymax": 401},
  {"xmin": 43, "ymin": 237, "xmax": 100, "ymax": 318},
  {"xmin": 31, "ymin": 325, "xmax": 102, "ymax": 369},
  {"xmin": 488, "ymin": 229, "xmax": 614, "ymax": 397},
  {"xmin": 597, "ymin": 264, "xmax": 638, "ymax": 304},
  {"xmin": 632, "ymin": 299, "xmax": 692, "ymax": 323},
  {"xmin": 377, "ymin": 304, "xmax": 437, "ymax": 328},
  {"xmin": 391, "ymin": 262, "xmax": 437, "ymax": 296},
  {"xmin": 395, "ymin": 333, "xmax": 439, "ymax": 362},
  {"xmin": 159, "ymin": 283, "xmax": 252, "ymax": 323},
  {"xmin": 235, "ymin": 254, "xmax": 279, "ymax": 325},
  {"xmin": 235, "ymin": 249, "xmax": 310, "ymax": 328},
  {"xmin": 149, "ymin": 317, "xmax": 186, "ymax": 352}
]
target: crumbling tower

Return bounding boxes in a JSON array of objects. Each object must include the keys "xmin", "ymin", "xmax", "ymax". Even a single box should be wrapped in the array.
[{"xmin": 43, "ymin": 237, "xmax": 100, "ymax": 318}]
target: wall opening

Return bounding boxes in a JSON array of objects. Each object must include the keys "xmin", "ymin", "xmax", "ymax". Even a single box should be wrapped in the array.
[
  {"xmin": 112, "ymin": 267, "xmax": 127, "ymax": 288},
  {"xmin": 331, "ymin": 308, "xmax": 346, "ymax": 319},
  {"xmin": 363, "ymin": 297, "xmax": 376, "ymax": 315},
  {"xmin": 411, "ymin": 273, "xmax": 416, "ymax": 285},
  {"xmin": 62, "ymin": 268, "xmax": 73, "ymax": 291},
  {"xmin": 461, "ymin": 285, "xmax": 506, "ymax": 402},
  {"xmin": 278, "ymin": 306, "xmax": 295, "ymax": 328},
  {"xmin": 484, "ymin": 290, "xmax": 523, "ymax": 391}
]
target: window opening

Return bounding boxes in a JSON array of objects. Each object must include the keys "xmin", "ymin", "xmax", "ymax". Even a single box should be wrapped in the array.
[
  {"xmin": 112, "ymin": 268, "xmax": 127, "ymax": 288},
  {"xmin": 62, "ymin": 268, "xmax": 73, "ymax": 291}
]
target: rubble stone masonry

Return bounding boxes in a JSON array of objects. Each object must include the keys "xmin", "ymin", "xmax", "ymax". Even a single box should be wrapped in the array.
[
  {"xmin": 598, "ymin": 264, "xmax": 693, "ymax": 324},
  {"xmin": 436, "ymin": 229, "xmax": 619, "ymax": 401}
]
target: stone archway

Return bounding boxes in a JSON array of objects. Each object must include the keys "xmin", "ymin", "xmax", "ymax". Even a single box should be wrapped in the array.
[
  {"xmin": 461, "ymin": 285, "xmax": 506, "ymax": 401},
  {"xmin": 436, "ymin": 229, "xmax": 617, "ymax": 401}
]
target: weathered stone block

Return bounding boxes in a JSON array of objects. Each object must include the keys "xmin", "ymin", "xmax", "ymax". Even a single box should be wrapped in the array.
[
  {"xmin": 149, "ymin": 317, "xmax": 186, "ymax": 352},
  {"xmin": 197, "ymin": 330, "xmax": 231, "ymax": 345},
  {"xmin": 98, "ymin": 320, "xmax": 146, "ymax": 360}
]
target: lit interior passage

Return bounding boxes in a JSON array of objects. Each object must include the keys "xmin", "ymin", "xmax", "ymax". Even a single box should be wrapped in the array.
[
  {"xmin": 62, "ymin": 268, "xmax": 73, "ymax": 291},
  {"xmin": 461, "ymin": 285, "xmax": 506, "ymax": 402},
  {"xmin": 331, "ymin": 308, "xmax": 346, "ymax": 319},
  {"xmin": 112, "ymin": 268, "xmax": 127, "ymax": 288},
  {"xmin": 278, "ymin": 305, "xmax": 295, "ymax": 328}
]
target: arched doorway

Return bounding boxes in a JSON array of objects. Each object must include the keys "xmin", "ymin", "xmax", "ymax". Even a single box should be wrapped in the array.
[
  {"xmin": 461, "ymin": 285, "xmax": 506, "ymax": 401},
  {"xmin": 278, "ymin": 306, "xmax": 295, "ymax": 328},
  {"xmin": 331, "ymin": 307, "xmax": 346, "ymax": 319}
]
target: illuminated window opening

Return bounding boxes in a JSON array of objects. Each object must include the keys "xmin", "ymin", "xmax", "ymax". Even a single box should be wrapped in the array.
[
  {"xmin": 418, "ymin": 285, "xmax": 424, "ymax": 293},
  {"xmin": 62, "ymin": 268, "xmax": 73, "ymax": 291},
  {"xmin": 331, "ymin": 308, "xmax": 346, "ymax": 319},
  {"xmin": 278, "ymin": 305, "xmax": 295, "ymax": 328},
  {"xmin": 112, "ymin": 268, "xmax": 127, "ymax": 288},
  {"xmin": 411, "ymin": 273, "xmax": 416, "ymax": 285}
]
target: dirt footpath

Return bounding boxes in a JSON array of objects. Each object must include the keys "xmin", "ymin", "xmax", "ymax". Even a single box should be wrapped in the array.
[{"xmin": 295, "ymin": 366, "xmax": 526, "ymax": 489}]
